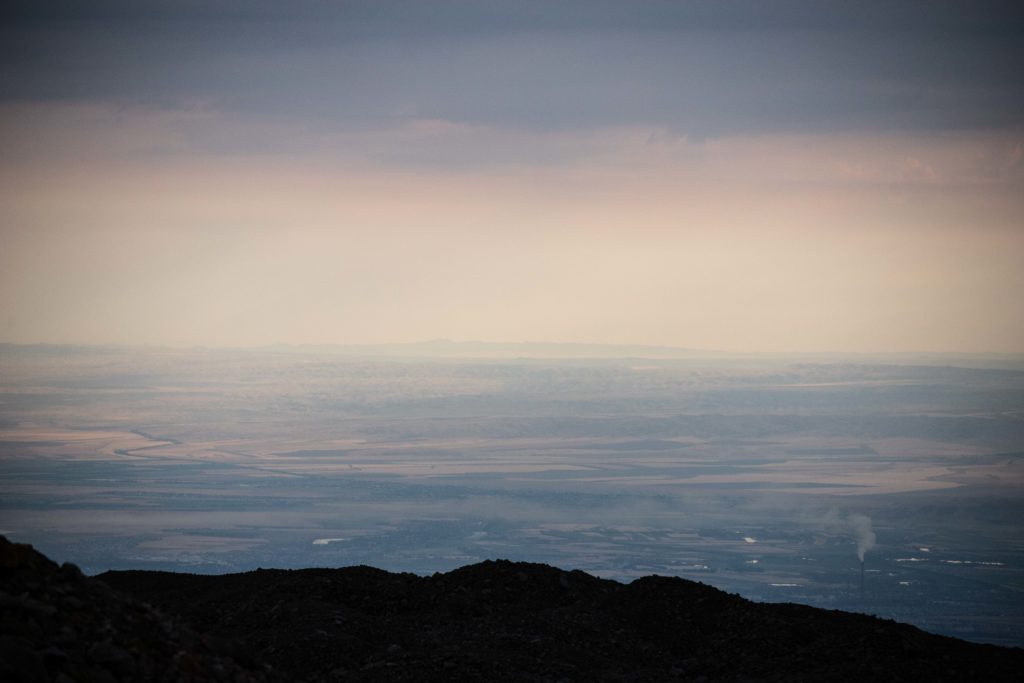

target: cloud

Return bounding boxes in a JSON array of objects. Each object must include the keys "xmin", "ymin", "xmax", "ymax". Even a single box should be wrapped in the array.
[
  {"xmin": 1, "ymin": 1, "xmax": 1021, "ymax": 144},
  {"xmin": 1, "ymin": 3, "xmax": 1021, "ymax": 352}
]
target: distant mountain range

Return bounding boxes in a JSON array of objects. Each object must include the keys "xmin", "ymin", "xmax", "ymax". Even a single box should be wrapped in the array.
[
  {"xmin": 4, "ymin": 340, "xmax": 1024, "ymax": 368},
  {"xmin": 3, "ymin": 535, "xmax": 1021, "ymax": 682},
  {"xmin": 264, "ymin": 339, "xmax": 720, "ymax": 359}
]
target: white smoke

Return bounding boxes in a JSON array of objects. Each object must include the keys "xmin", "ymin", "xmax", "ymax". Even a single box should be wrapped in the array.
[
  {"xmin": 848, "ymin": 513, "xmax": 876, "ymax": 562},
  {"xmin": 817, "ymin": 509, "xmax": 877, "ymax": 562}
]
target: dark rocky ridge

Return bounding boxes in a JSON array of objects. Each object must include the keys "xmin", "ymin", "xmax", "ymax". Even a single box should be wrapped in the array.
[
  {"xmin": 3, "ymin": 536, "xmax": 1022, "ymax": 681},
  {"xmin": 0, "ymin": 536, "xmax": 273, "ymax": 682}
]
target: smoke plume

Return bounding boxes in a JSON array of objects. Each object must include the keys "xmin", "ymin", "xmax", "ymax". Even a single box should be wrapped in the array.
[
  {"xmin": 817, "ymin": 509, "xmax": 877, "ymax": 561},
  {"xmin": 849, "ymin": 514, "xmax": 876, "ymax": 562}
]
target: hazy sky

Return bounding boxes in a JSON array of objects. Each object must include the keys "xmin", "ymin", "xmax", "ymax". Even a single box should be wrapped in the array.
[{"xmin": 2, "ymin": 1, "xmax": 1022, "ymax": 352}]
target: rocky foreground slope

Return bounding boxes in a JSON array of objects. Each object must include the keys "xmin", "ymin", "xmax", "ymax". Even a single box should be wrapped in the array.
[
  {"xmin": 0, "ymin": 536, "xmax": 272, "ymax": 682},
  {"xmin": 3, "ymin": 535, "xmax": 1022, "ymax": 681}
]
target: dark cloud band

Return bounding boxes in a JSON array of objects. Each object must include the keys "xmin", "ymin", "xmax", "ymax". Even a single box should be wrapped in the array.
[{"xmin": 2, "ymin": 1, "xmax": 1022, "ymax": 141}]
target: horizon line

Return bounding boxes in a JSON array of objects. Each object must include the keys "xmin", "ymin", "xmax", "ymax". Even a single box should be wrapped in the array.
[{"xmin": 2, "ymin": 340, "xmax": 1023, "ymax": 359}]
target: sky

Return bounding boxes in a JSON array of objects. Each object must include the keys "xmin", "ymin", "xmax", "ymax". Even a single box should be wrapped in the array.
[{"xmin": 1, "ymin": 1, "xmax": 1022, "ymax": 353}]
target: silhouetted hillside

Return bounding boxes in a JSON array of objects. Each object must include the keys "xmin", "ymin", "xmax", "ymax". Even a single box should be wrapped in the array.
[
  {"xmin": 0, "ymin": 536, "xmax": 273, "ymax": 682},
  {"xmin": 4, "ymin": 535, "xmax": 1022, "ymax": 681}
]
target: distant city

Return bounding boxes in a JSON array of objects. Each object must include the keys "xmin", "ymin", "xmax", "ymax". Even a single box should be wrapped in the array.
[{"xmin": 1, "ymin": 343, "xmax": 1022, "ymax": 647}]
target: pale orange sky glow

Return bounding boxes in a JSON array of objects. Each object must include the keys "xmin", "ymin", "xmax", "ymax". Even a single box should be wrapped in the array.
[
  {"xmin": 3, "ymin": 123, "xmax": 1022, "ymax": 352},
  {"xmin": 2, "ymin": 3, "xmax": 1022, "ymax": 353}
]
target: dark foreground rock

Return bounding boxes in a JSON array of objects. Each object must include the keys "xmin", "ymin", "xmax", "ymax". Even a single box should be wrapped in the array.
[
  {"xmin": 0, "ymin": 536, "xmax": 274, "ymax": 682},
  {"xmin": 100, "ymin": 559, "xmax": 1023, "ymax": 682},
  {"xmin": 3, "ymin": 535, "xmax": 1021, "ymax": 682}
]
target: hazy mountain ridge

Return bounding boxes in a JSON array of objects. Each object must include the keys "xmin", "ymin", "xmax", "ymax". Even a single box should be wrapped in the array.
[{"xmin": 4, "ymin": 341, "xmax": 1024, "ymax": 369}]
